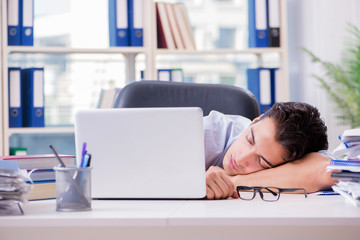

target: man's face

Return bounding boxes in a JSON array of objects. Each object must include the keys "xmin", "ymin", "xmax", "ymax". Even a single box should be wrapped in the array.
[{"xmin": 222, "ymin": 116, "xmax": 287, "ymax": 176}]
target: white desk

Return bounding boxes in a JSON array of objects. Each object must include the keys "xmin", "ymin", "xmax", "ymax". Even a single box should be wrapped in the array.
[{"xmin": 1, "ymin": 195, "xmax": 360, "ymax": 240}]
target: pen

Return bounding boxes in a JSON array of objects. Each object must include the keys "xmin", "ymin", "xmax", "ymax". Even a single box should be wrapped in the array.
[
  {"xmin": 86, "ymin": 154, "xmax": 91, "ymax": 167},
  {"xmin": 49, "ymin": 145, "xmax": 66, "ymax": 167},
  {"xmin": 81, "ymin": 153, "xmax": 92, "ymax": 168},
  {"xmin": 81, "ymin": 142, "xmax": 87, "ymax": 164}
]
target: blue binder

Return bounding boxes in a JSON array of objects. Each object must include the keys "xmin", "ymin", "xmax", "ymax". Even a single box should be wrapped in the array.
[
  {"xmin": 248, "ymin": 0, "xmax": 269, "ymax": 48},
  {"xmin": 109, "ymin": 0, "xmax": 130, "ymax": 46},
  {"xmin": 8, "ymin": 67, "xmax": 22, "ymax": 128},
  {"xmin": 128, "ymin": 0, "xmax": 143, "ymax": 46},
  {"xmin": 22, "ymin": 68, "xmax": 45, "ymax": 127},
  {"xmin": 20, "ymin": 0, "xmax": 34, "ymax": 46},
  {"xmin": 247, "ymin": 68, "xmax": 276, "ymax": 113},
  {"xmin": 7, "ymin": 0, "xmax": 21, "ymax": 46},
  {"xmin": 158, "ymin": 69, "xmax": 172, "ymax": 81}
]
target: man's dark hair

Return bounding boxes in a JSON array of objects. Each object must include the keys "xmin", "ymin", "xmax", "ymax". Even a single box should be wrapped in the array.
[{"xmin": 261, "ymin": 102, "xmax": 328, "ymax": 162}]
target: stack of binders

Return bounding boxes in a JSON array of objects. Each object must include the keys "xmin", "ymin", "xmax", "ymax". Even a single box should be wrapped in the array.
[
  {"xmin": 7, "ymin": 0, "xmax": 34, "ymax": 46},
  {"xmin": 8, "ymin": 67, "xmax": 45, "ymax": 128},
  {"xmin": 109, "ymin": 0, "xmax": 144, "ymax": 47},
  {"xmin": 248, "ymin": 0, "xmax": 280, "ymax": 48},
  {"xmin": 328, "ymin": 128, "xmax": 360, "ymax": 206}
]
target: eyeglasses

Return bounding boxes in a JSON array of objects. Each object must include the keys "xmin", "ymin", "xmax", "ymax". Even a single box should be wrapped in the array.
[{"xmin": 236, "ymin": 186, "xmax": 307, "ymax": 202}]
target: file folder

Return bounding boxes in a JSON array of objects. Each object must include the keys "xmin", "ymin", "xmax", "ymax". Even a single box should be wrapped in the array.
[
  {"xmin": 128, "ymin": 0, "xmax": 143, "ymax": 46},
  {"xmin": 20, "ymin": 0, "xmax": 34, "ymax": 46},
  {"xmin": 267, "ymin": 0, "xmax": 280, "ymax": 47},
  {"xmin": 247, "ymin": 68, "xmax": 276, "ymax": 113},
  {"xmin": 248, "ymin": 0, "xmax": 269, "ymax": 48},
  {"xmin": 259, "ymin": 68, "xmax": 274, "ymax": 113},
  {"xmin": 158, "ymin": 69, "xmax": 171, "ymax": 81},
  {"xmin": 22, "ymin": 68, "xmax": 45, "ymax": 127},
  {"xmin": 8, "ymin": 67, "xmax": 22, "ymax": 128},
  {"xmin": 7, "ymin": 0, "xmax": 21, "ymax": 46},
  {"xmin": 109, "ymin": 0, "xmax": 130, "ymax": 46}
]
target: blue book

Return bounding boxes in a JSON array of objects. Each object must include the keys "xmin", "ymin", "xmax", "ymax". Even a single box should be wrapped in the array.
[
  {"xmin": 128, "ymin": 0, "xmax": 143, "ymax": 46},
  {"xmin": 0, "ymin": 159, "xmax": 19, "ymax": 169},
  {"xmin": 20, "ymin": 0, "xmax": 34, "ymax": 46},
  {"xmin": 8, "ymin": 67, "xmax": 23, "ymax": 128},
  {"xmin": 21, "ymin": 68, "xmax": 45, "ymax": 127},
  {"xmin": 248, "ymin": 0, "xmax": 269, "ymax": 48},
  {"xmin": 109, "ymin": 0, "xmax": 130, "ymax": 46},
  {"xmin": 7, "ymin": 0, "xmax": 21, "ymax": 45}
]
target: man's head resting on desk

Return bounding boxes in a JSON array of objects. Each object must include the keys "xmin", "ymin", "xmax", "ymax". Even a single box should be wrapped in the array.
[{"xmin": 223, "ymin": 102, "xmax": 328, "ymax": 176}]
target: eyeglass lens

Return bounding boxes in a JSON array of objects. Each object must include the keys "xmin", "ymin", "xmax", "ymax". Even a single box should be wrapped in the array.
[{"xmin": 238, "ymin": 187, "xmax": 280, "ymax": 201}]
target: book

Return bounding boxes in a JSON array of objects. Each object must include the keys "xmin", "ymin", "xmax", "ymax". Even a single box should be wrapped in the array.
[
  {"xmin": 156, "ymin": 2, "xmax": 175, "ymax": 49},
  {"xmin": 0, "ymin": 154, "xmax": 75, "ymax": 170},
  {"xmin": 165, "ymin": 3, "xmax": 184, "ymax": 50},
  {"xmin": 24, "ymin": 181, "xmax": 56, "ymax": 200},
  {"xmin": 173, "ymin": 3, "xmax": 196, "ymax": 50},
  {"xmin": 28, "ymin": 169, "xmax": 55, "ymax": 182}
]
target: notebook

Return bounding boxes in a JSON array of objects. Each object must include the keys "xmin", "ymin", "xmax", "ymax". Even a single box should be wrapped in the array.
[{"xmin": 74, "ymin": 107, "xmax": 206, "ymax": 199}]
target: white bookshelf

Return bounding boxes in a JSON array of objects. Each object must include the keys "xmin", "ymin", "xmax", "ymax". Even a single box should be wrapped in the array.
[{"xmin": 0, "ymin": 0, "xmax": 289, "ymax": 156}]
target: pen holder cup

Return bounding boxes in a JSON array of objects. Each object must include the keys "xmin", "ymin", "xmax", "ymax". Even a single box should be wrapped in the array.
[{"xmin": 54, "ymin": 166, "xmax": 92, "ymax": 212}]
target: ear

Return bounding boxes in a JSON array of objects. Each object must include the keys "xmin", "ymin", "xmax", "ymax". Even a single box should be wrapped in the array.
[{"xmin": 251, "ymin": 115, "xmax": 263, "ymax": 124}]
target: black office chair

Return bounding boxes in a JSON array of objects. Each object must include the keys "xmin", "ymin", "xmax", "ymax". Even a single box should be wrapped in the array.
[{"xmin": 113, "ymin": 81, "xmax": 260, "ymax": 120}]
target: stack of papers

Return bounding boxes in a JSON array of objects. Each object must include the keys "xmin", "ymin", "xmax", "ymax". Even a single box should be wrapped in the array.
[
  {"xmin": 329, "ymin": 128, "xmax": 360, "ymax": 206},
  {"xmin": 333, "ymin": 128, "xmax": 360, "ymax": 159},
  {"xmin": 0, "ymin": 160, "xmax": 31, "ymax": 215}
]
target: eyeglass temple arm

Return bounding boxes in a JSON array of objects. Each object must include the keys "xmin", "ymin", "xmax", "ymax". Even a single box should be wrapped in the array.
[{"xmin": 280, "ymin": 188, "xmax": 307, "ymax": 197}]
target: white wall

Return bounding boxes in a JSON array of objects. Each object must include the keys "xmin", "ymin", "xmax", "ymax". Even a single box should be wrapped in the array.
[{"xmin": 287, "ymin": 0, "xmax": 360, "ymax": 150}]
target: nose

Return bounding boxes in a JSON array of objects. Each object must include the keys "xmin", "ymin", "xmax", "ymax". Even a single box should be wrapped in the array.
[{"xmin": 238, "ymin": 146, "xmax": 262, "ymax": 172}]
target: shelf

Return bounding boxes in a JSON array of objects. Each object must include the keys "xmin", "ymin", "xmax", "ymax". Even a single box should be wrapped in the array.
[
  {"xmin": 7, "ymin": 127, "xmax": 75, "ymax": 136},
  {"xmin": 155, "ymin": 48, "xmax": 285, "ymax": 55},
  {"xmin": 6, "ymin": 46, "xmax": 147, "ymax": 55}
]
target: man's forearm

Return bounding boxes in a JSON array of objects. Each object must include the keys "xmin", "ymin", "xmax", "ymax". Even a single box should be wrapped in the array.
[{"xmin": 230, "ymin": 152, "xmax": 337, "ymax": 193}]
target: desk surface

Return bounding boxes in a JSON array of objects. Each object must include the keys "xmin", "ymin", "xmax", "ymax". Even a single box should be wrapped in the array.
[
  {"xmin": 1, "ymin": 195, "xmax": 360, "ymax": 240},
  {"xmin": 1, "ymin": 194, "xmax": 360, "ymax": 227}
]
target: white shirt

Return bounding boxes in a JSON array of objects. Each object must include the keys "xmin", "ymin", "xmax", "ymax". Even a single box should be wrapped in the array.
[{"xmin": 203, "ymin": 110, "xmax": 251, "ymax": 170}]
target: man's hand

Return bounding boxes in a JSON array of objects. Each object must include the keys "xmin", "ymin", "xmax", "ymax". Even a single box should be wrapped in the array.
[{"xmin": 206, "ymin": 166, "xmax": 239, "ymax": 200}]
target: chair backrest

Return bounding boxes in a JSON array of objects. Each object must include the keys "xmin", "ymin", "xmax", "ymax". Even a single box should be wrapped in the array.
[{"xmin": 113, "ymin": 81, "xmax": 260, "ymax": 120}]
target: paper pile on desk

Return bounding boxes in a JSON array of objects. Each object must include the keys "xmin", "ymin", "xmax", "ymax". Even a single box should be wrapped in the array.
[
  {"xmin": 0, "ymin": 160, "xmax": 31, "ymax": 215},
  {"xmin": 328, "ymin": 128, "xmax": 360, "ymax": 206}
]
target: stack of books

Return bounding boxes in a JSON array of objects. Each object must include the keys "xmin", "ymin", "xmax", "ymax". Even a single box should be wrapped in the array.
[
  {"xmin": 0, "ymin": 154, "xmax": 75, "ymax": 201},
  {"xmin": 156, "ymin": 2, "xmax": 196, "ymax": 50},
  {"xmin": 328, "ymin": 128, "xmax": 360, "ymax": 206},
  {"xmin": 0, "ymin": 160, "xmax": 31, "ymax": 215}
]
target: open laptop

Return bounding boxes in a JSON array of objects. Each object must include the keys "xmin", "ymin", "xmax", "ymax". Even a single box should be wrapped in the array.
[{"xmin": 74, "ymin": 107, "xmax": 206, "ymax": 199}]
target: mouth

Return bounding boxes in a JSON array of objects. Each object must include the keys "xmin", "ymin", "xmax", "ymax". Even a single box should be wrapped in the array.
[{"xmin": 229, "ymin": 156, "xmax": 238, "ymax": 171}]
